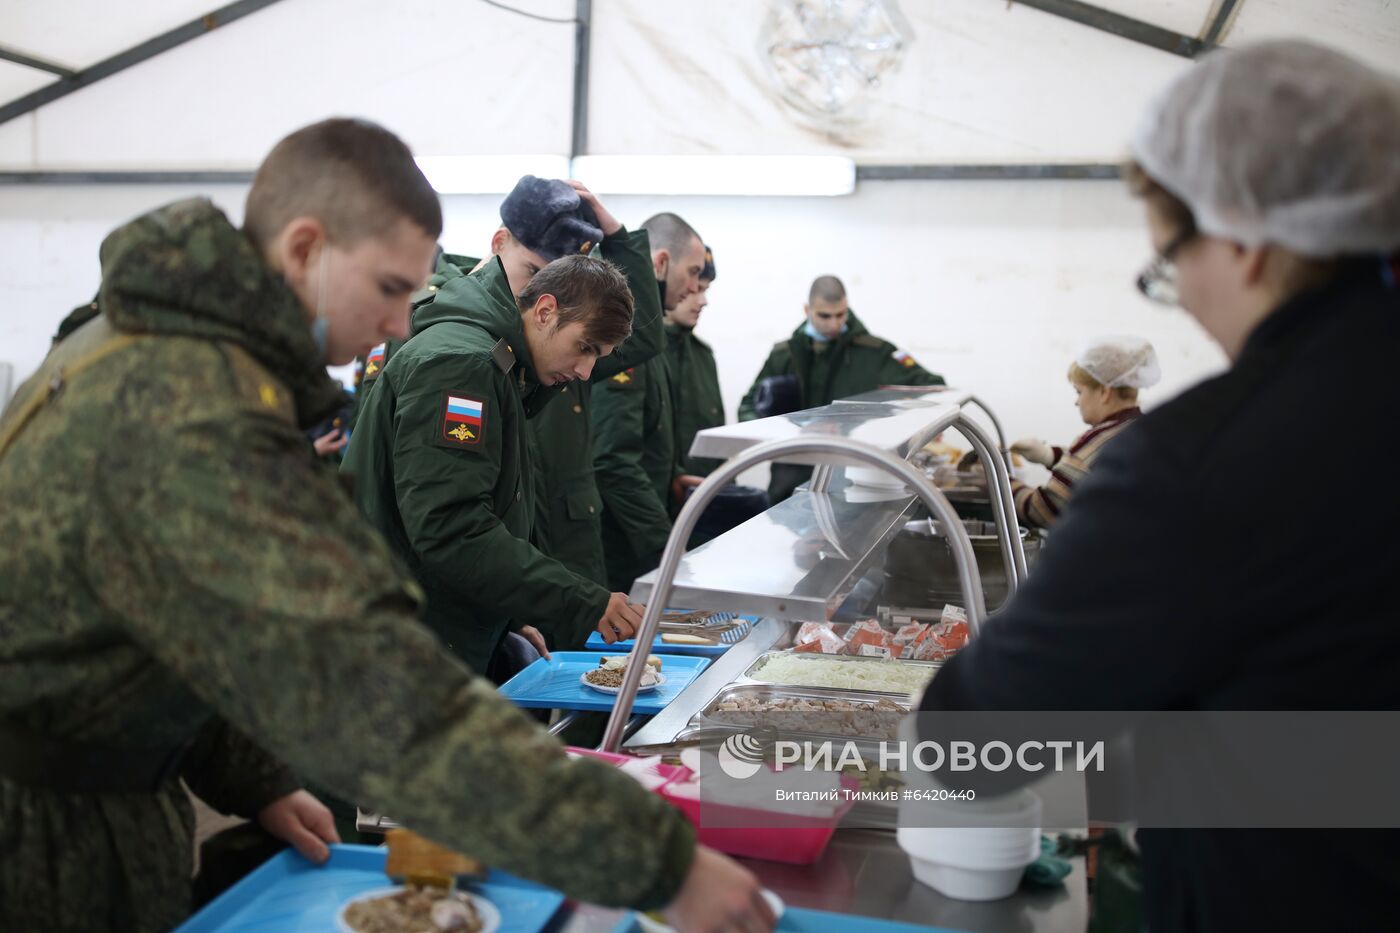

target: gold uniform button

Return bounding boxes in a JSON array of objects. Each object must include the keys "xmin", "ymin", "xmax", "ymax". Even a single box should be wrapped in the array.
[
  {"xmin": 588, "ymin": 505, "xmax": 596, "ymax": 514},
  {"xmin": 573, "ymin": 404, "xmax": 583, "ymax": 414},
  {"xmin": 427, "ymin": 284, "xmax": 438, "ymax": 292}
]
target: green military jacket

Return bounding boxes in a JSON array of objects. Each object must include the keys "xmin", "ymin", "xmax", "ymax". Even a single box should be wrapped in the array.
[
  {"xmin": 347, "ymin": 250, "xmax": 476, "ymax": 431},
  {"xmin": 665, "ymin": 321, "xmax": 726, "ymax": 477},
  {"xmin": 0, "ymin": 200, "xmax": 693, "ymax": 932},
  {"xmin": 738, "ymin": 310, "xmax": 945, "ymax": 502},
  {"xmin": 592, "ymin": 283, "xmax": 677, "ymax": 592},
  {"xmin": 527, "ymin": 229, "xmax": 664, "ymax": 636},
  {"xmin": 342, "ymin": 258, "xmax": 618, "ymax": 671}
]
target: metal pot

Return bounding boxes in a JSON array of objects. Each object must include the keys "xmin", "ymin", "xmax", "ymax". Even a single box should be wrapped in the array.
[{"xmin": 882, "ymin": 518, "xmax": 1040, "ymax": 611}]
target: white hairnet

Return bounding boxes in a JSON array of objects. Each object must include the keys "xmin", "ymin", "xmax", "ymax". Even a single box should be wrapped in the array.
[
  {"xmin": 1131, "ymin": 40, "xmax": 1400, "ymax": 257},
  {"xmin": 1077, "ymin": 336, "xmax": 1160, "ymax": 389}
]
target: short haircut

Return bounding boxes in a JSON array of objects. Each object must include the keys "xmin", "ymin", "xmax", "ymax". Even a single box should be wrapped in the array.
[
  {"xmin": 244, "ymin": 118, "xmax": 442, "ymax": 251},
  {"xmin": 518, "ymin": 254, "xmax": 634, "ymax": 348},
  {"xmin": 1067, "ymin": 362, "xmax": 1138, "ymax": 402},
  {"xmin": 640, "ymin": 213, "xmax": 701, "ymax": 259},
  {"xmin": 808, "ymin": 275, "xmax": 846, "ymax": 305},
  {"xmin": 1123, "ymin": 160, "xmax": 1195, "ymax": 236}
]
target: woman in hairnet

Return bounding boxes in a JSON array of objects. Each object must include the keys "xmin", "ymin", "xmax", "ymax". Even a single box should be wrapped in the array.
[
  {"xmin": 1009, "ymin": 336, "xmax": 1159, "ymax": 528},
  {"xmin": 918, "ymin": 40, "xmax": 1400, "ymax": 932}
]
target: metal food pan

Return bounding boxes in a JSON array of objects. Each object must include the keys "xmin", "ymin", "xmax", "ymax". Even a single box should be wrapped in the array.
[
  {"xmin": 693, "ymin": 684, "xmax": 909, "ymax": 742},
  {"xmin": 740, "ymin": 650, "xmax": 940, "ymax": 696}
]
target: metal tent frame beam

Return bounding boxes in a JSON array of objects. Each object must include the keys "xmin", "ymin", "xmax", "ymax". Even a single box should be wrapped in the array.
[
  {"xmin": 0, "ymin": 0, "xmax": 288, "ymax": 127},
  {"xmin": 0, "ymin": 163, "xmax": 1126, "ymax": 186},
  {"xmin": 1010, "ymin": 0, "xmax": 1213, "ymax": 59},
  {"xmin": 570, "ymin": 0, "xmax": 592, "ymax": 158},
  {"xmin": 0, "ymin": 45, "xmax": 77, "ymax": 79}
]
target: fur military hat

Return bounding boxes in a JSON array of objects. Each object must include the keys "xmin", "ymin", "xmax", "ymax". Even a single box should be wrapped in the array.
[
  {"xmin": 701, "ymin": 244, "xmax": 716, "ymax": 282},
  {"xmin": 499, "ymin": 175, "xmax": 604, "ymax": 262}
]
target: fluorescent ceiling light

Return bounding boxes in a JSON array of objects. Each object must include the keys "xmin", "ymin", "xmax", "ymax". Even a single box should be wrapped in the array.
[
  {"xmin": 415, "ymin": 155, "xmax": 571, "ymax": 194},
  {"xmin": 571, "ymin": 155, "xmax": 856, "ymax": 196}
]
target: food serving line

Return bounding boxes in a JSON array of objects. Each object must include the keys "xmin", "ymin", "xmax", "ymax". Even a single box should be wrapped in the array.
[{"xmin": 181, "ymin": 389, "xmax": 1087, "ymax": 933}]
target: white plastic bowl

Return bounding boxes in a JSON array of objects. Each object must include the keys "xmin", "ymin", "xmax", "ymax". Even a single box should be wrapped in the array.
[
  {"xmin": 906, "ymin": 856, "xmax": 1028, "ymax": 902},
  {"xmin": 897, "ymin": 825, "xmax": 1040, "ymax": 869}
]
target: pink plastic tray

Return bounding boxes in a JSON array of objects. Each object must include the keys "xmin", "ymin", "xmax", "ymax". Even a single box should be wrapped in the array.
[
  {"xmin": 657, "ymin": 773, "xmax": 859, "ymax": 865},
  {"xmin": 564, "ymin": 748, "xmax": 853, "ymax": 865}
]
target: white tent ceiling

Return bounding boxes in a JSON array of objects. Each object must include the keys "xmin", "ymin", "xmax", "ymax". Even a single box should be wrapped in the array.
[{"xmin": 0, "ymin": 0, "xmax": 1395, "ymax": 171}]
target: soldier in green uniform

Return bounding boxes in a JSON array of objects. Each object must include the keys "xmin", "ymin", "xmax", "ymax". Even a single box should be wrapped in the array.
[
  {"xmin": 348, "ymin": 178, "xmax": 663, "ymax": 641},
  {"xmin": 0, "ymin": 119, "xmax": 771, "ymax": 933},
  {"xmin": 521, "ymin": 193, "xmax": 664, "ymax": 627},
  {"xmin": 591, "ymin": 213, "xmax": 708, "ymax": 592},
  {"xmin": 666, "ymin": 244, "xmax": 725, "ymax": 478},
  {"xmin": 342, "ymin": 248, "xmax": 647, "ymax": 673},
  {"xmin": 739, "ymin": 274, "xmax": 946, "ymax": 503}
]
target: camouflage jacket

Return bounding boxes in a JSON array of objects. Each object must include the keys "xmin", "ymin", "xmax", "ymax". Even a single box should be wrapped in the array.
[{"xmin": 0, "ymin": 199, "xmax": 694, "ymax": 932}]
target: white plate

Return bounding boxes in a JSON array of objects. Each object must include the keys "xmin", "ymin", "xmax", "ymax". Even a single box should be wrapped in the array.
[
  {"xmin": 580, "ymin": 672, "xmax": 666, "ymax": 694},
  {"xmin": 337, "ymin": 886, "xmax": 501, "ymax": 933},
  {"xmin": 634, "ymin": 890, "xmax": 784, "ymax": 932}
]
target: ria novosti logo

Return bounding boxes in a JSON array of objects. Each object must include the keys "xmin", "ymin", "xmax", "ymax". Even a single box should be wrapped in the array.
[
  {"xmin": 718, "ymin": 732, "xmax": 767, "ymax": 779},
  {"xmin": 713, "ymin": 727, "xmax": 1107, "ymax": 780}
]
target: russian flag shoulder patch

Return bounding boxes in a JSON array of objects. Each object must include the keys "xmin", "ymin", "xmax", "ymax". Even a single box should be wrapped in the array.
[
  {"xmin": 363, "ymin": 343, "xmax": 387, "ymax": 379},
  {"xmin": 441, "ymin": 392, "xmax": 485, "ymax": 445}
]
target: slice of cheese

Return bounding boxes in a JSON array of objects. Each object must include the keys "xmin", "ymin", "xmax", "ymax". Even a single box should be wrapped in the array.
[{"xmin": 662, "ymin": 633, "xmax": 717, "ymax": 645}]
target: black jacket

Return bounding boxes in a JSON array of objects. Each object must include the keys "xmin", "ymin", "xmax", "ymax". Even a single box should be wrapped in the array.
[{"xmin": 920, "ymin": 264, "xmax": 1400, "ymax": 932}]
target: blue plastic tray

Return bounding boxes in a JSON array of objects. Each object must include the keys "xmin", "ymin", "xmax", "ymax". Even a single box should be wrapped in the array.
[
  {"xmin": 498, "ymin": 651, "xmax": 711, "ymax": 713},
  {"xmin": 615, "ymin": 907, "xmax": 970, "ymax": 932},
  {"xmin": 176, "ymin": 845, "xmax": 565, "ymax": 933},
  {"xmin": 585, "ymin": 620, "xmax": 757, "ymax": 657}
]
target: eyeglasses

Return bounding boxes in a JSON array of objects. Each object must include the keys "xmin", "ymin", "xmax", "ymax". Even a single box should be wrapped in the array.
[{"xmin": 1136, "ymin": 226, "xmax": 1196, "ymax": 306}]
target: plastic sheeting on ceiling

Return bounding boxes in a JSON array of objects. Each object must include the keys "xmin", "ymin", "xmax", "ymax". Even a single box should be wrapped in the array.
[
  {"xmin": 0, "ymin": 0, "xmax": 577, "ymax": 170},
  {"xmin": 0, "ymin": 0, "xmax": 1397, "ymax": 171},
  {"xmin": 2, "ymin": 0, "xmax": 225, "ymax": 72},
  {"xmin": 588, "ymin": 0, "xmax": 1193, "ymax": 163}
]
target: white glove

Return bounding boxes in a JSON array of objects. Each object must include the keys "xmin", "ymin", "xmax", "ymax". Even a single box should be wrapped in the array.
[{"xmin": 1011, "ymin": 437, "xmax": 1054, "ymax": 467}]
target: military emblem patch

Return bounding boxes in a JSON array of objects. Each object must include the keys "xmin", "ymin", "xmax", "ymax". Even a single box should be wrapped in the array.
[
  {"xmin": 364, "ymin": 343, "xmax": 387, "ymax": 379},
  {"xmin": 611, "ymin": 368, "xmax": 634, "ymax": 385},
  {"xmin": 442, "ymin": 393, "xmax": 484, "ymax": 445},
  {"xmin": 893, "ymin": 349, "xmax": 917, "ymax": 369}
]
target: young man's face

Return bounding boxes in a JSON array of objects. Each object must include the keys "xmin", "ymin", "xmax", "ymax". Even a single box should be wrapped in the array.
[
  {"xmin": 667, "ymin": 279, "xmax": 711, "ymax": 329},
  {"xmin": 656, "ymin": 235, "xmax": 707, "ymax": 311},
  {"xmin": 493, "ymin": 228, "xmax": 553, "ymax": 297},
  {"xmin": 804, "ymin": 296, "xmax": 849, "ymax": 340},
  {"xmin": 318, "ymin": 219, "xmax": 437, "ymax": 365},
  {"xmin": 522, "ymin": 296, "xmax": 617, "ymax": 385}
]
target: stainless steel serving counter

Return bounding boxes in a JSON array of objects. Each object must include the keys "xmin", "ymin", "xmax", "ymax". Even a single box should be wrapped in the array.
[
  {"xmin": 626, "ymin": 617, "xmax": 789, "ymax": 749},
  {"xmin": 560, "ymin": 828, "xmax": 1088, "ymax": 932}
]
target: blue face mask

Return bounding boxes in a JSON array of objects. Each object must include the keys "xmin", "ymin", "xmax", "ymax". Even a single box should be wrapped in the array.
[
  {"xmin": 311, "ymin": 246, "xmax": 330, "ymax": 361},
  {"xmin": 311, "ymin": 316, "xmax": 330, "ymax": 358},
  {"xmin": 804, "ymin": 320, "xmax": 848, "ymax": 343}
]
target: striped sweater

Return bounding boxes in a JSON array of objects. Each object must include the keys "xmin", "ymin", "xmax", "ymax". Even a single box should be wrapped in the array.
[{"xmin": 1013, "ymin": 408, "xmax": 1142, "ymax": 529}]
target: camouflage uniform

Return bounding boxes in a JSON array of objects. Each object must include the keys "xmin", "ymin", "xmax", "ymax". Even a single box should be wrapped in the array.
[{"xmin": 0, "ymin": 200, "xmax": 694, "ymax": 933}]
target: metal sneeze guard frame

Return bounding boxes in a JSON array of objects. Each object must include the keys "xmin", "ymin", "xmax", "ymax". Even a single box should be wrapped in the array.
[{"xmin": 599, "ymin": 429, "xmax": 994, "ymax": 753}]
